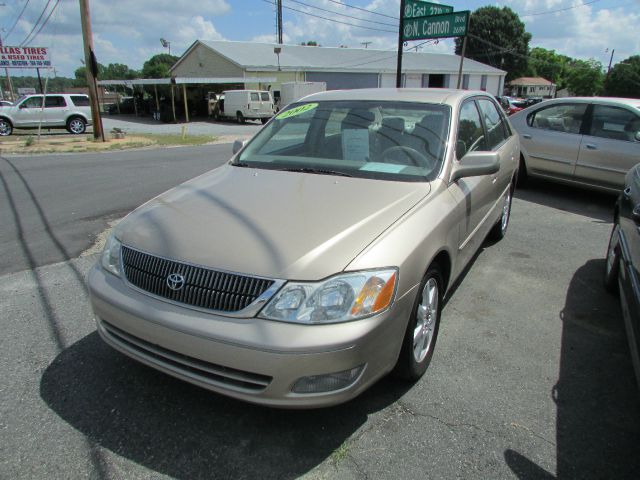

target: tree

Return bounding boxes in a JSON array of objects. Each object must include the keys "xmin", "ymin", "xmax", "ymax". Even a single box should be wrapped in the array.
[
  {"xmin": 300, "ymin": 41, "xmax": 320, "ymax": 46},
  {"xmin": 454, "ymin": 6, "xmax": 531, "ymax": 81},
  {"xmin": 526, "ymin": 47, "xmax": 571, "ymax": 88},
  {"xmin": 141, "ymin": 54, "xmax": 179, "ymax": 78},
  {"xmin": 102, "ymin": 63, "xmax": 138, "ymax": 80},
  {"xmin": 605, "ymin": 55, "xmax": 640, "ymax": 99},
  {"xmin": 565, "ymin": 59, "xmax": 604, "ymax": 96}
]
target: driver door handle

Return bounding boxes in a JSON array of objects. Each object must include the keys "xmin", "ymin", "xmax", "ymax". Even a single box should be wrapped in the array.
[{"xmin": 522, "ymin": 134, "xmax": 532, "ymax": 139}]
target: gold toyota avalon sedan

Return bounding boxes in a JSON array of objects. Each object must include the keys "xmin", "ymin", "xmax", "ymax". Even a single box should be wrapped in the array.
[{"xmin": 88, "ymin": 88, "xmax": 519, "ymax": 407}]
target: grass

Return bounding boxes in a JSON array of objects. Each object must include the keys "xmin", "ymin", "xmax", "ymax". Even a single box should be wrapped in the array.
[
  {"xmin": 330, "ymin": 442, "xmax": 350, "ymax": 465},
  {"xmin": 0, "ymin": 132, "xmax": 218, "ymax": 154},
  {"xmin": 136, "ymin": 133, "xmax": 216, "ymax": 146}
]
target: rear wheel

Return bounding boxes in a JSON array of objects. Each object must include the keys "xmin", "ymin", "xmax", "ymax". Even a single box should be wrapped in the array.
[
  {"xmin": 396, "ymin": 265, "xmax": 443, "ymax": 380},
  {"xmin": 489, "ymin": 184, "xmax": 513, "ymax": 241},
  {"xmin": 0, "ymin": 118, "xmax": 12, "ymax": 136},
  {"xmin": 604, "ymin": 223, "xmax": 621, "ymax": 293},
  {"xmin": 236, "ymin": 112, "xmax": 244, "ymax": 124},
  {"xmin": 260, "ymin": 117, "xmax": 268, "ymax": 125},
  {"xmin": 67, "ymin": 116, "xmax": 86, "ymax": 134}
]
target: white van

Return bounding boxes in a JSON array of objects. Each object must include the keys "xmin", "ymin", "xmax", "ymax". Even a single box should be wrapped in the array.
[{"xmin": 216, "ymin": 90, "xmax": 274, "ymax": 124}]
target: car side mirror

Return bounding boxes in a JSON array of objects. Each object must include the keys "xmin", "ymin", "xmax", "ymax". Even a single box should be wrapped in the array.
[
  {"xmin": 450, "ymin": 151, "xmax": 500, "ymax": 182},
  {"xmin": 635, "ymin": 131, "xmax": 640, "ymax": 142},
  {"xmin": 19, "ymin": 103, "xmax": 28, "ymax": 109},
  {"xmin": 232, "ymin": 139, "xmax": 247, "ymax": 155}
]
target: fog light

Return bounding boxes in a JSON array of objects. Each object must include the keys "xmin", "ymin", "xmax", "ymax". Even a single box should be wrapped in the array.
[{"xmin": 292, "ymin": 365, "xmax": 365, "ymax": 394}]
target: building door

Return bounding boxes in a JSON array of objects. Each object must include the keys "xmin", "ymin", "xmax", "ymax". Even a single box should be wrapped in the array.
[{"xmin": 428, "ymin": 74, "xmax": 445, "ymax": 88}]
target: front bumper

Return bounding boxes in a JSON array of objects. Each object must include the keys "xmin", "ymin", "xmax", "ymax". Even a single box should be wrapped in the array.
[{"xmin": 87, "ymin": 265, "xmax": 414, "ymax": 408}]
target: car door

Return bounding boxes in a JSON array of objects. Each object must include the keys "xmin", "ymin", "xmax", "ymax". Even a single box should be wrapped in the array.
[
  {"xmin": 13, "ymin": 96, "xmax": 43, "ymax": 127},
  {"xmin": 520, "ymin": 102, "xmax": 588, "ymax": 180},
  {"xmin": 248, "ymin": 92, "xmax": 261, "ymax": 117},
  {"xmin": 260, "ymin": 92, "xmax": 273, "ymax": 116},
  {"xmin": 43, "ymin": 95, "xmax": 68, "ymax": 126},
  {"xmin": 574, "ymin": 104, "xmax": 640, "ymax": 190},
  {"xmin": 617, "ymin": 165, "xmax": 640, "ymax": 382},
  {"xmin": 448, "ymin": 99, "xmax": 494, "ymax": 262}
]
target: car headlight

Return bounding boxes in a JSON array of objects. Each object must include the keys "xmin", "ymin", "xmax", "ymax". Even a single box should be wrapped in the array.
[
  {"xmin": 101, "ymin": 234, "xmax": 122, "ymax": 277},
  {"xmin": 260, "ymin": 269, "xmax": 397, "ymax": 324}
]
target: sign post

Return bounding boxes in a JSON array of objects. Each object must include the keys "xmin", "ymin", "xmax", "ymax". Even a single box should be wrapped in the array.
[{"xmin": 397, "ymin": 4, "xmax": 469, "ymax": 89}]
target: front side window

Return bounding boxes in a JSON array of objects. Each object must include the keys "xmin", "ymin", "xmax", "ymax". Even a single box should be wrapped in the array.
[
  {"xmin": 237, "ymin": 100, "xmax": 451, "ymax": 182},
  {"xmin": 456, "ymin": 101, "xmax": 486, "ymax": 159},
  {"xmin": 527, "ymin": 103, "xmax": 587, "ymax": 134},
  {"xmin": 590, "ymin": 105, "xmax": 640, "ymax": 142},
  {"xmin": 260, "ymin": 92, "xmax": 271, "ymax": 102},
  {"xmin": 45, "ymin": 96, "xmax": 66, "ymax": 108},
  {"xmin": 20, "ymin": 96, "xmax": 43, "ymax": 108}
]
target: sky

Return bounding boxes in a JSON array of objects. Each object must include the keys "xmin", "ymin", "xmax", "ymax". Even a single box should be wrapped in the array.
[{"xmin": 2, "ymin": 0, "xmax": 639, "ymax": 78}]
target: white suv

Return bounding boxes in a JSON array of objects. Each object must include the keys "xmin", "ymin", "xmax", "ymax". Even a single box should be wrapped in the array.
[{"xmin": 0, "ymin": 93, "xmax": 92, "ymax": 136}]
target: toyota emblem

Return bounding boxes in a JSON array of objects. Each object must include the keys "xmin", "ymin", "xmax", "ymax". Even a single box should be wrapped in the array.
[{"xmin": 166, "ymin": 273, "xmax": 186, "ymax": 291}]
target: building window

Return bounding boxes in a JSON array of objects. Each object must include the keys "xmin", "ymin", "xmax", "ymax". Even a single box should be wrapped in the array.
[
  {"xmin": 480, "ymin": 75, "xmax": 487, "ymax": 91},
  {"xmin": 462, "ymin": 74, "xmax": 469, "ymax": 89}
]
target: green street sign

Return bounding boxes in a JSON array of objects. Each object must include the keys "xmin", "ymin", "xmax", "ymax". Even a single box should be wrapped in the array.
[
  {"xmin": 403, "ymin": 1, "xmax": 453, "ymax": 19},
  {"xmin": 402, "ymin": 10, "xmax": 470, "ymax": 41}
]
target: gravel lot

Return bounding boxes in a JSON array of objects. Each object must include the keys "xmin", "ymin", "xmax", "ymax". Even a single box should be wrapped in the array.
[{"xmin": 1, "ymin": 146, "xmax": 638, "ymax": 479}]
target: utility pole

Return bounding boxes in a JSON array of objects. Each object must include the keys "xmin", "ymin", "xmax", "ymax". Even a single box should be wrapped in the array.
[
  {"xmin": 79, "ymin": 0, "xmax": 104, "ymax": 141},
  {"xmin": 606, "ymin": 48, "xmax": 615, "ymax": 81},
  {"xmin": 0, "ymin": 31, "xmax": 16, "ymax": 102},
  {"xmin": 396, "ymin": 0, "xmax": 406, "ymax": 88},
  {"xmin": 276, "ymin": 0, "xmax": 283, "ymax": 44}
]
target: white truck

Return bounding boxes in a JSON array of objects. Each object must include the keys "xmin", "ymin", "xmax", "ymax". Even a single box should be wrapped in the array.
[
  {"xmin": 278, "ymin": 82, "xmax": 327, "ymax": 110},
  {"xmin": 215, "ymin": 90, "xmax": 274, "ymax": 124}
]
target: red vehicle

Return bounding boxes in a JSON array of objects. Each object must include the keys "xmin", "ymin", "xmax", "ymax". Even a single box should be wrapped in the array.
[{"xmin": 499, "ymin": 96, "xmax": 525, "ymax": 116}]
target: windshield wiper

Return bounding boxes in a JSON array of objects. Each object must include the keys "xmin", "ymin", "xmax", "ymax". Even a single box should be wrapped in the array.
[
  {"xmin": 231, "ymin": 161, "xmax": 251, "ymax": 167},
  {"xmin": 277, "ymin": 167, "xmax": 353, "ymax": 177}
]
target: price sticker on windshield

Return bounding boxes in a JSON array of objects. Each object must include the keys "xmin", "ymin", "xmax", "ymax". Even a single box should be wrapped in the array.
[{"xmin": 276, "ymin": 103, "xmax": 318, "ymax": 120}]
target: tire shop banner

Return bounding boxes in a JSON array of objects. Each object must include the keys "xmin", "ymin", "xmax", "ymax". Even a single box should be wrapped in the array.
[{"xmin": 0, "ymin": 46, "xmax": 52, "ymax": 68}]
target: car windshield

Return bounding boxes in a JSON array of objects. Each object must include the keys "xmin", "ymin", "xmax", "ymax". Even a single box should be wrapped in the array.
[{"xmin": 237, "ymin": 100, "xmax": 451, "ymax": 182}]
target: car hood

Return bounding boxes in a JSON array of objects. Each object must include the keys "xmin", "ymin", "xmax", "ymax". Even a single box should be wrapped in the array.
[{"xmin": 115, "ymin": 164, "xmax": 430, "ymax": 280}]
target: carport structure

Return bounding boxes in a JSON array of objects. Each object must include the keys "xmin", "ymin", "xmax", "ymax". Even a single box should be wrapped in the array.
[{"xmin": 97, "ymin": 76, "xmax": 275, "ymax": 123}]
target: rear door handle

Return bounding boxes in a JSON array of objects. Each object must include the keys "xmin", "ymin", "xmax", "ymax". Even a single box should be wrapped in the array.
[
  {"xmin": 585, "ymin": 144, "xmax": 597, "ymax": 150},
  {"xmin": 522, "ymin": 134, "xmax": 532, "ymax": 139}
]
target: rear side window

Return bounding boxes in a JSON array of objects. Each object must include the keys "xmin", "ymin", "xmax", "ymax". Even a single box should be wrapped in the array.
[
  {"xmin": 45, "ymin": 96, "xmax": 67, "ymax": 108},
  {"xmin": 527, "ymin": 103, "xmax": 587, "ymax": 134},
  {"xmin": 457, "ymin": 101, "xmax": 487, "ymax": 159},
  {"xmin": 477, "ymin": 99, "xmax": 509, "ymax": 149},
  {"xmin": 250, "ymin": 93, "xmax": 260, "ymax": 101},
  {"xmin": 70, "ymin": 95, "xmax": 90, "ymax": 107},
  {"xmin": 590, "ymin": 105, "xmax": 640, "ymax": 142},
  {"xmin": 260, "ymin": 92, "xmax": 270, "ymax": 102}
]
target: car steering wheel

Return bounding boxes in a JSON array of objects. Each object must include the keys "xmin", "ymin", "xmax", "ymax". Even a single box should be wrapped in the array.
[{"xmin": 381, "ymin": 145, "xmax": 435, "ymax": 169}]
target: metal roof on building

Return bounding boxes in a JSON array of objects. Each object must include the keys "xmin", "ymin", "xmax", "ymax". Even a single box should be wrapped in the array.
[{"xmin": 173, "ymin": 40, "xmax": 505, "ymax": 76}]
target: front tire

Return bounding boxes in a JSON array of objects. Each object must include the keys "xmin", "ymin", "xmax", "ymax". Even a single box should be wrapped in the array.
[
  {"xmin": 67, "ymin": 116, "xmax": 86, "ymax": 134},
  {"xmin": 0, "ymin": 117, "xmax": 13, "ymax": 136},
  {"xmin": 236, "ymin": 112, "xmax": 244, "ymax": 124},
  {"xmin": 396, "ymin": 265, "xmax": 443, "ymax": 380},
  {"xmin": 604, "ymin": 223, "xmax": 621, "ymax": 293}
]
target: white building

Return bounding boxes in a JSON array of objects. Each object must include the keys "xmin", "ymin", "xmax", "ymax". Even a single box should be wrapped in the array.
[{"xmin": 171, "ymin": 40, "xmax": 507, "ymax": 97}]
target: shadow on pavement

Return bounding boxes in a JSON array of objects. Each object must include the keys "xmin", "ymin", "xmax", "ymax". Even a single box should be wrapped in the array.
[
  {"xmin": 506, "ymin": 259, "xmax": 640, "ymax": 479},
  {"xmin": 40, "ymin": 332, "xmax": 412, "ymax": 479},
  {"xmin": 516, "ymin": 179, "xmax": 616, "ymax": 222}
]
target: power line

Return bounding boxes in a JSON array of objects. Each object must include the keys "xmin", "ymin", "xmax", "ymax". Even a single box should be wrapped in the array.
[
  {"xmin": 3, "ymin": 0, "xmax": 31, "ymax": 41},
  {"xmin": 22, "ymin": 0, "xmax": 62, "ymax": 46},
  {"xmin": 520, "ymin": 0, "xmax": 602, "ymax": 18},
  {"xmin": 260, "ymin": 0, "xmax": 396, "ymax": 33},
  {"xmin": 286, "ymin": 0, "xmax": 397, "ymax": 27},
  {"xmin": 19, "ymin": 0, "xmax": 53, "ymax": 46},
  {"xmin": 324, "ymin": 0, "xmax": 398, "ymax": 20}
]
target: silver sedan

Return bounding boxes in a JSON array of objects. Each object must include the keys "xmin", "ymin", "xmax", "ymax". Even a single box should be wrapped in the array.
[{"xmin": 510, "ymin": 97, "xmax": 640, "ymax": 193}]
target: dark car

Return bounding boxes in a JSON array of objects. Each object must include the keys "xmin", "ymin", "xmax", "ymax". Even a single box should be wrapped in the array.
[{"xmin": 604, "ymin": 163, "xmax": 640, "ymax": 390}]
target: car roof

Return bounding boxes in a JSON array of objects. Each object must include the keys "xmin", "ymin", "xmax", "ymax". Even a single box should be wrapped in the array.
[
  {"xmin": 302, "ymin": 88, "xmax": 495, "ymax": 105},
  {"xmin": 541, "ymin": 97, "xmax": 640, "ymax": 109}
]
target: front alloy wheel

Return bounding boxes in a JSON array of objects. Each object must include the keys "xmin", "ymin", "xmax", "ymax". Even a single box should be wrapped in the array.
[
  {"xmin": 0, "ymin": 118, "xmax": 12, "ymax": 136},
  {"xmin": 490, "ymin": 186, "xmax": 513, "ymax": 241},
  {"xmin": 604, "ymin": 223, "xmax": 621, "ymax": 293},
  {"xmin": 396, "ymin": 265, "xmax": 443, "ymax": 380}
]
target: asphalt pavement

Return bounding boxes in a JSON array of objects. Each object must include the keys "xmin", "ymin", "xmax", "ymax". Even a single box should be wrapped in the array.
[{"xmin": 1, "ymin": 147, "xmax": 639, "ymax": 479}]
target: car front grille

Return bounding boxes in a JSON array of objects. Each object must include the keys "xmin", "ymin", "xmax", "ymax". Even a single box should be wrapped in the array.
[
  {"xmin": 121, "ymin": 246, "xmax": 275, "ymax": 313},
  {"xmin": 100, "ymin": 320, "xmax": 272, "ymax": 392}
]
